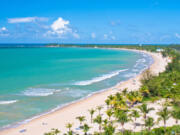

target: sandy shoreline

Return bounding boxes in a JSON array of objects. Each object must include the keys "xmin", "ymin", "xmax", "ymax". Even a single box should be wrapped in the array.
[{"xmin": 0, "ymin": 49, "xmax": 169, "ymax": 135}]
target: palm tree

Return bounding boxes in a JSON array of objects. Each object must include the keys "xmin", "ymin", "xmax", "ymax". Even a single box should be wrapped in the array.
[
  {"xmin": 138, "ymin": 103, "xmax": 154, "ymax": 120},
  {"xmin": 145, "ymin": 117, "xmax": 154, "ymax": 132},
  {"xmin": 114, "ymin": 110, "xmax": 131, "ymax": 132},
  {"xmin": 80, "ymin": 123, "xmax": 90, "ymax": 135},
  {"xmin": 94, "ymin": 115, "xmax": 103, "ymax": 132},
  {"xmin": 44, "ymin": 132, "xmax": 54, "ymax": 135},
  {"xmin": 108, "ymin": 95, "xmax": 115, "ymax": 108},
  {"xmin": 140, "ymin": 85, "xmax": 150, "ymax": 97},
  {"xmin": 122, "ymin": 88, "xmax": 128, "ymax": 96},
  {"xmin": 103, "ymin": 119, "xmax": 108, "ymax": 126},
  {"xmin": 88, "ymin": 108, "xmax": 95, "ymax": 123},
  {"xmin": 126, "ymin": 93, "xmax": 135, "ymax": 107},
  {"xmin": 108, "ymin": 95, "xmax": 114, "ymax": 101},
  {"xmin": 157, "ymin": 107, "xmax": 171, "ymax": 128},
  {"xmin": 171, "ymin": 109, "xmax": 180, "ymax": 135},
  {"xmin": 105, "ymin": 99, "xmax": 110, "ymax": 109},
  {"xmin": 65, "ymin": 131, "xmax": 73, "ymax": 135},
  {"xmin": 115, "ymin": 92, "xmax": 122, "ymax": 100},
  {"xmin": 66, "ymin": 123, "xmax": 73, "ymax": 132},
  {"xmin": 76, "ymin": 116, "xmax": 86, "ymax": 127},
  {"xmin": 171, "ymin": 109, "xmax": 180, "ymax": 124},
  {"xmin": 106, "ymin": 109, "xmax": 113, "ymax": 121},
  {"xmin": 168, "ymin": 83, "xmax": 179, "ymax": 103},
  {"xmin": 138, "ymin": 104, "xmax": 154, "ymax": 132},
  {"xmin": 103, "ymin": 123, "xmax": 116, "ymax": 135},
  {"xmin": 127, "ymin": 91, "xmax": 142, "ymax": 107},
  {"xmin": 93, "ymin": 131, "xmax": 101, "ymax": 135},
  {"xmin": 130, "ymin": 110, "xmax": 140, "ymax": 129},
  {"xmin": 51, "ymin": 128, "xmax": 60, "ymax": 135},
  {"xmin": 97, "ymin": 106, "xmax": 103, "ymax": 115}
]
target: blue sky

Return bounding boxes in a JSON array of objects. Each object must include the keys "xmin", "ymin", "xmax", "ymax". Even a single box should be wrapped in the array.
[{"xmin": 0, "ymin": 0, "xmax": 180, "ymax": 44}]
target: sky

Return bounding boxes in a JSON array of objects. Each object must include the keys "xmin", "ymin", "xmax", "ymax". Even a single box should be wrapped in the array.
[{"xmin": 0, "ymin": 0, "xmax": 180, "ymax": 44}]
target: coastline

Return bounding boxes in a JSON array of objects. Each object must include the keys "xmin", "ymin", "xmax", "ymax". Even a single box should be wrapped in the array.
[{"xmin": 0, "ymin": 49, "xmax": 169, "ymax": 135}]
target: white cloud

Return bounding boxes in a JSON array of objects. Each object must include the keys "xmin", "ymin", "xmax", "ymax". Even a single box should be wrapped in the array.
[
  {"xmin": 8, "ymin": 17, "xmax": 48, "ymax": 23},
  {"xmin": 175, "ymin": 33, "xmax": 180, "ymax": 39},
  {"xmin": 0, "ymin": 27, "xmax": 9, "ymax": 37},
  {"xmin": 1, "ymin": 27, "xmax": 7, "ymax": 31},
  {"xmin": 50, "ymin": 17, "xmax": 71, "ymax": 35},
  {"xmin": 45, "ymin": 17, "xmax": 79, "ymax": 39},
  {"xmin": 91, "ymin": 33, "xmax": 96, "ymax": 38}
]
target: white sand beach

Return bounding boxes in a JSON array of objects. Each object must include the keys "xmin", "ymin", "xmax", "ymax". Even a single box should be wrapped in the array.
[{"xmin": 0, "ymin": 49, "xmax": 170, "ymax": 135}]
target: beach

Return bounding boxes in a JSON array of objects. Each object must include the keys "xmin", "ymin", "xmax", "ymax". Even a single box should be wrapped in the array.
[{"xmin": 0, "ymin": 49, "xmax": 169, "ymax": 135}]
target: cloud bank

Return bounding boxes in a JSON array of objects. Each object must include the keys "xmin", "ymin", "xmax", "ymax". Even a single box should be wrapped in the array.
[{"xmin": 8, "ymin": 17, "xmax": 48, "ymax": 23}]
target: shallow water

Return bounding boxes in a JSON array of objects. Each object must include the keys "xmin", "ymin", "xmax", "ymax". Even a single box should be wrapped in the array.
[{"xmin": 0, "ymin": 47, "xmax": 153, "ymax": 128}]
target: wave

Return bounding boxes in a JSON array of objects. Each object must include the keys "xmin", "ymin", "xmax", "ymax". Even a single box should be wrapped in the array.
[
  {"xmin": 74, "ymin": 69, "xmax": 128, "ymax": 86},
  {"xmin": 132, "ymin": 68, "xmax": 139, "ymax": 72},
  {"xmin": 22, "ymin": 88, "xmax": 61, "ymax": 97},
  {"xmin": 0, "ymin": 100, "xmax": 18, "ymax": 105},
  {"xmin": 136, "ymin": 58, "xmax": 146, "ymax": 63},
  {"xmin": 124, "ymin": 73, "xmax": 137, "ymax": 78},
  {"xmin": 134, "ymin": 58, "xmax": 146, "ymax": 68}
]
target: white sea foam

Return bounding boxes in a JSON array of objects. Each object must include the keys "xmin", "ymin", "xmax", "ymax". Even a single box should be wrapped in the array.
[
  {"xmin": 132, "ymin": 68, "xmax": 139, "ymax": 72},
  {"xmin": 134, "ymin": 58, "xmax": 146, "ymax": 68},
  {"xmin": 136, "ymin": 58, "xmax": 146, "ymax": 63},
  {"xmin": 64, "ymin": 89, "xmax": 89, "ymax": 98},
  {"xmin": 74, "ymin": 69, "xmax": 128, "ymax": 86},
  {"xmin": 22, "ymin": 88, "xmax": 61, "ymax": 97},
  {"xmin": 0, "ymin": 100, "xmax": 18, "ymax": 105},
  {"xmin": 124, "ymin": 73, "xmax": 137, "ymax": 78}
]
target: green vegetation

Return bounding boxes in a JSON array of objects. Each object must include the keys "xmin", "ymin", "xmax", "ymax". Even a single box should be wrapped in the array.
[
  {"xmin": 126, "ymin": 125, "xmax": 180, "ymax": 135},
  {"xmin": 46, "ymin": 44, "xmax": 180, "ymax": 52},
  {"xmin": 44, "ymin": 45, "xmax": 180, "ymax": 135}
]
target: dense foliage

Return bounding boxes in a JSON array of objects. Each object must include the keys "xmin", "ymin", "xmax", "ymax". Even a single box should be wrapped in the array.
[
  {"xmin": 140, "ymin": 48, "xmax": 180, "ymax": 111},
  {"xmin": 116, "ymin": 125, "xmax": 180, "ymax": 135}
]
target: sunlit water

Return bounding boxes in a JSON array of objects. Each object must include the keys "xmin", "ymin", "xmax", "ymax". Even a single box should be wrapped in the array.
[{"xmin": 0, "ymin": 47, "xmax": 153, "ymax": 128}]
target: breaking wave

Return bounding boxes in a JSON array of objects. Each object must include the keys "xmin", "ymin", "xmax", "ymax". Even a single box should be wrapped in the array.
[
  {"xmin": 22, "ymin": 88, "xmax": 61, "ymax": 97},
  {"xmin": 0, "ymin": 100, "xmax": 18, "ymax": 105},
  {"xmin": 74, "ymin": 69, "xmax": 128, "ymax": 86}
]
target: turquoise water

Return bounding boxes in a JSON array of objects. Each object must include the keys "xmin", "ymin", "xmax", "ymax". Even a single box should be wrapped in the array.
[{"xmin": 0, "ymin": 47, "xmax": 153, "ymax": 128}]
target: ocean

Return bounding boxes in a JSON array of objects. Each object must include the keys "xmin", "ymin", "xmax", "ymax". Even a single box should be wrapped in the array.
[{"xmin": 0, "ymin": 47, "xmax": 153, "ymax": 128}]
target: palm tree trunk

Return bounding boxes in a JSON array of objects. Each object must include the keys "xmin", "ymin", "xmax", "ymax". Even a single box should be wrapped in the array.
[
  {"xmin": 134, "ymin": 118, "xmax": 136, "ymax": 129},
  {"xmin": 144, "ymin": 114, "xmax": 147, "ymax": 120},
  {"xmin": 80, "ymin": 122, "xmax": 82, "ymax": 127},
  {"xmin": 164, "ymin": 120, "xmax": 166, "ymax": 133},
  {"xmin": 141, "ymin": 123, "xmax": 143, "ymax": 135},
  {"xmin": 99, "ymin": 125, "xmax": 102, "ymax": 133},
  {"xmin": 164, "ymin": 120, "xmax": 166, "ymax": 128},
  {"xmin": 122, "ymin": 123, "xmax": 125, "ymax": 135},
  {"xmin": 133, "ymin": 119, "xmax": 136, "ymax": 135}
]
